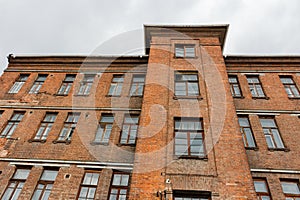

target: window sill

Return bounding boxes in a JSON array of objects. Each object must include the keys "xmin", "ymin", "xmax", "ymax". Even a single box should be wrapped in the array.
[
  {"xmin": 117, "ymin": 143, "xmax": 136, "ymax": 147},
  {"xmin": 252, "ymin": 96, "xmax": 270, "ymax": 100},
  {"xmin": 28, "ymin": 139, "xmax": 46, "ymax": 143},
  {"xmin": 288, "ymin": 97, "xmax": 300, "ymax": 100},
  {"xmin": 174, "ymin": 56, "xmax": 198, "ymax": 59},
  {"xmin": 268, "ymin": 148, "xmax": 290, "ymax": 152},
  {"xmin": 106, "ymin": 95, "xmax": 121, "ymax": 97},
  {"xmin": 233, "ymin": 96, "xmax": 245, "ymax": 99},
  {"xmin": 55, "ymin": 94, "xmax": 69, "ymax": 96},
  {"xmin": 245, "ymin": 147, "xmax": 259, "ymax": 151},
  {"xmin": 174, "ymin": 155, "xmax": 207, "ymax": 160},
  {"xmin": 173, "ymin": 96, "xmax": 203, "ymax": 100},
  {"xmin": 73, "ymin": 94, "xmax": 90, "ymax": 97},
  {"xmin": 52, "ymin": 140, "xmax": 71, "ymax": 145},
  {"xmin": 90, "ymin": 141, "xmax": 109, "ymax": 146},
  {"xmin": 128, "ymin": 95, "xmax": 143, "ymax": 98}
]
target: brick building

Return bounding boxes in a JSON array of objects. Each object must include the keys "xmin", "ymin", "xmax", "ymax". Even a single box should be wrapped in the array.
[{"xmin": 0, "ymin": 24, "xmax": 299, "ymax": 199}]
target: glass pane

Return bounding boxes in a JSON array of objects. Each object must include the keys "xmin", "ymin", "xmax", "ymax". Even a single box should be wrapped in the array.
[
  {"xmin": 238, "ymin": 117, "xmax": 249, "ymax": 127},
  {"xmin": 271, "ymin": 129, "xmax": 284, "ymax": 148},
  {"xmin": 254, "ymin": 181, "xmax": 268, "ymax": 192},
  {"xmin": 13, "ymin": 169, "xmax": 30, "ymax": 179},
  {"xmin": 124, "ymin": 116, "xmax": 139, "ymax": 124},
  {"xmin": 175, "ymin": 47, "xmax": 184, "ymax": 57},
  {"xmin": 187, "ymin": 82, "xmax": 199, "ymax": 96},
  {"xmin": 65, "ymin": 75, "xmax": 76, "ymax": 82},
  {"xmin": 247, "ymin": 77, "xmax": 259, "ymax": 83},
  {"xmin": 185, "ymin": 47, "xmax": 195, "ymax": 57},
  {"xmin": 87, "ymin": 188, "xmax": 96, "ymax": 198},
  {"xmin": 113, "ymin": 174, "xmax": 121, "ymax": 185},
  {"xmin": 133, "ymin": 76, "xmax": 145, "ymax": 82},
  {"xmin": 229, "ymin": 77, "xmax": 237, "ymax": 83},
  {"xmin": 281, "ymin": 182, "xmax": 300, "ymax": 194},
  {"xmin": 182, "ymin": 74, "xmax": 197, "ymax": 81},
  {"xmin": 41, "ymin": 170, "xmax": 58, "ymax": 181},
  {"xmin": 265, "ymin": 135, "xmax": 275, "ymax": 148},
  {"xmin": 260, "ymin": 119, "xmax": 276, "ymax": 128},
  {"xmin": 101, "ymin": 115, "xmax": 114, "ymax": 123},
  {"xmin": 120, "ymin": 175, "xmax": 129, "ymax": 186},
  {"xmin": 245, "ymin": 128, "xmax": 256, "ymax": 147},
  {"xmin": 175, "ymin": 82, "xmax": 186, "ymax": 96},
  {"xmin": 280, "ymin": 77, "xmax": 293, "ymax": 84}
]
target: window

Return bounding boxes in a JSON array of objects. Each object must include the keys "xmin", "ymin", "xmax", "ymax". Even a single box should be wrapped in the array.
[
  {"xmin": 8, "ymin": 74, "xmax": 29, "ymax": 94},
  {"xmin": 130, "ymin": 75, "xmax": 145, "ymax": 96},
  {"xmin": 175, "ymin": 44, "xmax": 195, "ymax": 58},
  {"xmin": 31, "ymin": 169, "xmax": 58, "ymax": 200},
  {"xmin": 77, "ymin": 171, "xmax": 100, "ymax": 200},
  {"xmin": 1, "ymin": 168, "xmax": 31, "ymax": 200},
  {"xmin": 173, "ymin": 190, "xmax": 211, "ymax": 200},
  {"xmin": 108, "ymin": 75, "xmax": 124, "ymax": 96},
  {"xmin": 109, "ymin": 173, "xmax": 130, "ymax": 200},
  {"xmin": 0, "ymin": 110, "xmax": 3, "ymax": 118},
  {"xmin": 174, "ymin": 118, "xmax": 204, "ymax": 157},
  {"xmin": 56, "ymin": 113, "xmax": 80, "ymax": 142},
  {"xmin": 228, "ymin": 75, "xmax": 242, "ymax": 97},
  {"xmin": 280, "ymin": 76, "xmax": 300, "ymax": 98},
  {"xmin": 238, "ymin": 116, "xmax": 256, "ymax": 148},
  {"xmin": 29, "ymin": 74, "xmax": 48, "ymax": 94},
  {"xmin": 0, "ymin": 112, "xmax": 25, "ymax": 138},
  {"xmin": 94, "ymin": 114, "xmax": 114, "ymax": 144},
  {"xmin": 281, "ymin": 180, "xmax": 300, "ymax": 199},
  {"xmin": 246, "ymin": 75, "xmax": 266, "ymax": 98},
  {"xmin": 33, "ymin": 113, "xmax": 57, "ymax": 141},
  {"xmin": 253, "ymin": 178, "xmax": 271, "ymax": 200},
  {"xmin": 120, "ymin": 115, "xmax": 139, "ymax": 145},
  {"xmin": 259, "ymin": 117, "xmax": 284, "ymax": 149},
  {"xmin": 175, "ymin": 72, "xmax": 199, "ymax": 97},
  {"xmin": 78, "ymin": 75, "xmax": 95, "ymax": 95},
  {"xmin": 57, "ymin": 74, "xmax": 76, "ymax": 95}
]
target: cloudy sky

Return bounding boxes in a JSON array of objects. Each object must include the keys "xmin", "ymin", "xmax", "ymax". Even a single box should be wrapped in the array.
[{"xmin": 0, "ymin": 0, "xmax": 300, "ymax": 74}]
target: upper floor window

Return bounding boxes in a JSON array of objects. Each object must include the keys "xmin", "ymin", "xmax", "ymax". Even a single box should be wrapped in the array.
[
  {"xmin": 175, "ymin": 44, "xmax": 195, "ymax": 58},
  {"xmin": 108, "ymin": 75, "xmax": 124, "ymax": 96},
  {"xmin": 77, "ymin": 171, "xmax": 100, "ymax": 200},
  {"xmin": 174, "ymin": 118, "xmax": 204, "ymax": 158},
  {"xmin": 57, "ymin": 74, "xmax": 76, "ymax": 95},
  {"xmin": 109, "ymin": 172, "xmax": 130, "ymax": 200},
  {"xmin": 120, "ymin": 115, "xmax": 139, "ymax": 145},
  {"xmin": 31, "ymin": 169, "xmax": 59, "ymax": 200},
  {"xmin": 259, "ymin": 117, "xmax": 284, "ymax": 149},
  {"xmin": 8, "ymin": 74, "xmax": 29, "ymax": 94},
  {"xmin": 238, "ymin": 116, "xmax": 256, "ymax": 148},
  {"xmin": 281, "ymin": 180, "xmax": 300, "ymax": 199},
  {"xmin": 56, "ymin": 113, "xmax": 80, "ymax": 143},
  {"xmin": 175, "ymin": 72, "xmax": 199, "ymax": 97},
  {"xmin": 246, "ymin": 75, "xmax": 266, "ymax": 98},
  {"xmin": 228, "ymin": 75, "xmax": 242, "ymax": 97},
  {"xmin": 0, "ymin": 111, "xmax": 25, "ymax": 138},
  {"xmin": 1, "ymin": 168, "xmax": 31, "ymax": 200},
  {"xmin": 280, "ymin": 76, "xmax": 300, "ymax": 98},
  {"xmin": 130, "ymin": 75, "xmax": 145, "ymax": 96},
  {"xmin": 78, "ymin": 75, "xmax": 95, "ymax": 96},
  {"xmin": 33, "ymin": 113, "xmax": 57, "ymax": 141},
  {"xmin": 94, "ymin": 114, "xmax": 114, "ymax": 144},
  {"xmin": 29, "ymin": 74, "xmax": 48, "ymax": 94},
  {"xmin": 253, "ymin": 178, "xmax": 271, "ymax": 200}
]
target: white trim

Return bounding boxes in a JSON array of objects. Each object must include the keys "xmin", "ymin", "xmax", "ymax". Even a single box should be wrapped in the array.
[
  {"xmin": 236, "ymin": 109, "xmax": 300, "ymax": 115},
  {"xmin": 251, "ymin": 168, "xmax": 300, "ymax": 174},
  {"xmin": 0, "ymin": 105, "xmax": 141, "ymax": 112},
  {"xmin": 76, "ymin": 165, "xmax": 132, "ymax": 170},
  {"xmin": 0, "ymin": 158, "xmax": 133, "ymax": 170},
  {"xmin": 227, "ymin": 70, "xmax": 300, "ymax": 73}
]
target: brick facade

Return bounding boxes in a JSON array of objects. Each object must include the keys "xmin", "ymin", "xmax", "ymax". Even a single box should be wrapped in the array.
[{"xmin": 0, "ymin": 25, "xmax": 299, "ymax": 199}]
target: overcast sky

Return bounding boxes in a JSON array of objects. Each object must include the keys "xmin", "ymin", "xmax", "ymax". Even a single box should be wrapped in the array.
[{"xmin": 0, "ymin": 0, "xmax": 300, "ymax": 74}]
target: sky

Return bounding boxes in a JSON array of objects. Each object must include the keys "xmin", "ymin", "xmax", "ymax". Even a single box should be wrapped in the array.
[{"xmin": 0, "ymin": 0, "xmax": 300, "ymax": 74}]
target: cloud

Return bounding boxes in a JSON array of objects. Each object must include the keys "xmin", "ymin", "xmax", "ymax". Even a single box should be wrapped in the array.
[{"xmin": 0, "ymin": 0, "xmax": 299, "ymax": 74}]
